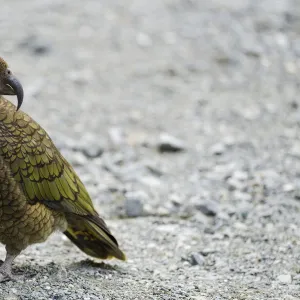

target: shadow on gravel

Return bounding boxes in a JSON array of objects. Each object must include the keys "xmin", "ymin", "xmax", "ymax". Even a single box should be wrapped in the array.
[{"xmin": 71, "ymin": 259, "xmax": 120, "ymax": 271}]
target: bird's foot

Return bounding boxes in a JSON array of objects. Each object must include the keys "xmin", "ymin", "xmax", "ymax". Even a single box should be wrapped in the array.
[
  {"xmin": 0, "ymin": 271, "xmax": 24, "ymax": 282},
  {"xmin": 0, "ymin": 270, "xmax": 14, "ymax": 282}
]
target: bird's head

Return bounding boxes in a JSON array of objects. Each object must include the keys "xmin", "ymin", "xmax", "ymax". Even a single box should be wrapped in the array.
[{"xmin": 0, "ymin": 57, "xmax": 24, "ymax": 110}]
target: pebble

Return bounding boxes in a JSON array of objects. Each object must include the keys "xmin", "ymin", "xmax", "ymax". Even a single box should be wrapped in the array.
[
  {"xmin": 157, "ymin": 133, "xmax": 186, "ymax": 153},
  {"xmin": 282, "ymin": 183, "xmax": 295, "ymax": 192},
  {"xmin": 227, "ymin": 178, "xmax": 247, "ymax": 191},
  {"xmin": 124, "ymin": 198, "xmax": 144, "ymax": 218},
  {"xmin": 277, "ymin": 274, "xmax": 292, "ymax": 284},
  {"xmin": 195, "ymin": 200, "xmax": 218, "ymax": 217},
  {"xmin": 233, "ymin": 191, "xmax": 251, "ymax": 202},
  {"xmin": 74, "ymin": 133, "xmax": 104, "ymax": 159},
  {"xmin": 19, "ymin": 34, "xmax": 51, "ymax": 55},
  {"xmin": 68, "ymin": 151, "xmax": 88, "ymax": 166},
  {"xmin": 294, "ymin": 193, "xmax": 300, "ymax": 201},
  {"xmin": 234, "ymin": 222, "xmax": 248, "ymax": 231},
  {"xmin": 139, "ymin": 176, "xmax": 161, "ymax": 187},
  {"xmin": 210, "ymin": 143, "xmax": 226, "ymax": 155},
  {"xmin": 66, "ymin": 68, "xmax": 94, "ymax": 85},
  {"xmin": 5, "ymin": 294, "xmax": 19, "ymax": 300},
  {"xmin": 190, "ymin": 252, "xmax": 205, "ymax": 266},
  {"xmin": 235, "ymin": 200, "xmax": 252, "ymax": 218},
  {"xmin": 108, "ymin": 127, "xmax": 125, "ymax": 146},
  {"xmin": 289, "ymin": 142, "xmax": 300, "ymax": 158},
  {"xmin": 232, "ymin": 170, "xmax": 248, "ymax": 181},
  {"xmin": 237, "ymin": 105, "xmax": 261, "ymax": 120},
  {"xmin": 136, "ymin": 32, "xmax": 152, "ymax": 47}
]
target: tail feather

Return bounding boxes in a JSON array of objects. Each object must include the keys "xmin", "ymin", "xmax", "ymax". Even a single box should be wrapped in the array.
[{"xmin": 64, "ymin": 214, "xmax": 126, "ymax": 261}]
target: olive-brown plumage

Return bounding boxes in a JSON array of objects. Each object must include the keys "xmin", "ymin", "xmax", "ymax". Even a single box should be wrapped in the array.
[{"xmin": 0, "ymin": 58, "xmax": 125, "ymax": 281}]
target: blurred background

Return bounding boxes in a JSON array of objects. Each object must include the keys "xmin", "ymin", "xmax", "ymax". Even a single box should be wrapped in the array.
[{"xmin": 1, "ymin": 0, "xmax": 300, "ymax": 299}]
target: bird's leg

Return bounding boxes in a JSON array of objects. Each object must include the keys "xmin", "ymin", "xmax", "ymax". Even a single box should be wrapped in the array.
[{"xmin": 0, "ymin": 251, "xmax": 19, "ymax": 282}]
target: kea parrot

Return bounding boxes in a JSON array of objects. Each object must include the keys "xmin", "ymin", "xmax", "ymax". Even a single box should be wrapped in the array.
[{"xmin": 0, "ymin": 57, "xmax": 125, "ymax": 281}]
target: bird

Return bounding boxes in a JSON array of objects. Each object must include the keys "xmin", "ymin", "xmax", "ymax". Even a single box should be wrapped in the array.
[{"xmin": 0, "ymin": 57, "xmax": 125, "ymax": 281}]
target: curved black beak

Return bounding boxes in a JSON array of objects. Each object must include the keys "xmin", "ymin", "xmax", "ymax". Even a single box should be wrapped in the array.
[{"xmin": 4, "ymin": 75, "xmax": 24, "ymax": 111}]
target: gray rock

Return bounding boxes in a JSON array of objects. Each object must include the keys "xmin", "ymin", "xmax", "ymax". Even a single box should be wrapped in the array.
[
  {"xmin": 235, "ymin": 200, "xmax": 252, "ymax": 219},
  {"xmin": 200, "ymin": 249, "xmax": 216, "ymax": 256},
  {"xmin": 227, "ymin": 178, "xmax": 247, "ymax": 191},
  {"xmin": 108, "ymin": 127, "xmax": 125, "ymax": 146},
  {"xmin": 210, "ymin": 143, "xmax": 226, "ymax": 155},
  {"xmin": 19, "ymin": 34, "xmax": 51, "ymax": 55},
  {"xmin": 289, "ymin": 142, "xmax": 300, "ymax": 158},
  {"xmin": 66, "ymin": 68, "xmax": 94, "ymax": 85},
  {"xmin": 277, "ymin": 274, "xmax": 292, "ymax": 284},
  {"xmin": 73, "ymin": 133, "xmax": 104, "ymax": 159},
  {"xmin": 5, "ymin": 294, "xmax": 20, "ymax": 300},
  {"xmin": 282, "ymin": 183, "xmax": 295, "ymax": 192},
  {"xmin": 68, "ymin": 151, "xmax": 88, "ymax": 166},
  {"xmin": 190, "ymin": 252, "xmax": 205, "ymax": 266},
  {"xmin": 237, "ymin": 105, "xmax": 261, "ymax": 120},
  {"xmin": 82, "ymin": 147, "xmax": 104, "ymax": 159},
  {"xmin": 136, "ymin": 32, "xmax": 152, "ymax": 47},
  {"xmin": 157, "ymin": 133, "xmax": 186, "ymax": 153},
  {"xmin": 195, "ymin": 200, "xmax": 218, "ymax": 217},
  {"xmin": 233, "ymin": 191, "xmax": 252, "ymax": 202},
  {"xmin": 124, "ymin": 198, "xmax": 144, "ymax": 218},
  {"xmin": 232, "ymin": 170, "xmax": 248, "ymax": 181},
  {"xmin": 294, "ymin": 193, "xmax": 300, "ymax": 201}
]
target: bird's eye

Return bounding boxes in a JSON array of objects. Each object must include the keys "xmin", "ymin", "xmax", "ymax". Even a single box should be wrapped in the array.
[{"xmin": 6, "ymin": 69, "xmax": 11, "ymax": 75}]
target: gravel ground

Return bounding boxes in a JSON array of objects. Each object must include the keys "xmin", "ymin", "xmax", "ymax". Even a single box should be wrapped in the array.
[{"xmin": 1, "ymin": 0, "xmax": 300, "ymax": 299}]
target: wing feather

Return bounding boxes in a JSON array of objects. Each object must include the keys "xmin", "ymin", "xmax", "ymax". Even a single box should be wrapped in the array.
[{"xmin": 0, "ymin": 99, "xmax": 96, "ymax": 217}]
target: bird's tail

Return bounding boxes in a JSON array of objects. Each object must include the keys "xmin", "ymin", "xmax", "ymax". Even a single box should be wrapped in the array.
[{"xmin": 64, "ymin": 214, "xmax": 126, "ymax": 261}]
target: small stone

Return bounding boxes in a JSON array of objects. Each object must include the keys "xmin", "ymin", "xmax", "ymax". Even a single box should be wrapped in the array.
[
  {"xmin": 293, "ymin": 274, "xmax": 300, "ymax": 280},
  {"xmin": 19, "ymin": 34, "xmax": 51, "ymax": 55},
  {"xmin": 294, "ymin": 193, "xmax": 300, "ymax": 201},
  {"xmin": 169, "ymin": 193, "xmax": 183, "ymax": 207},
  {"xmin": 66, "ymin": 68, "xmax": 94, "ymax": 85},
  {"xmin": 233, "ymin": 191, "xmax": 251, "ymax": 202},
  {"xmin": 234, "ymin": 222, "xmax": 248, "ymax": 230},
  {"xmin": 136, "ymin": 32, "xmax": 152, "ymax": 47},
  {"xmin": 237, "ymin": 106, "xmax": 261, "ymax": 120},
  {"xmin": 222, "ymin": 135, "xmax": 237, "ymax": 146},
  {"xmin": 124, "ymin": 198, "xmax": 144, "ymax": 218},
  {"xmin": 290, "ymin": 101, "xmax": 298, "ymax": 110},
  {"xmin": 163, "ymin": 31, "xmax": 177, "ymax": 45},
  {"xmin": 227, "ymin": 178, "xmax": 246, "ymax": 191},
  {"xmin": 277, "ymin": 274, "xmax": 292, "ymax": 284},
  {"xmin": 242, "ymin": 41, "xmax": 263, "ymax": 58},
  {"xmin": 210, "ymin": 143, "xmax": 226, "ymax": 155},
  {"xmin": 283, "ymin": 183, "xmax": 295, "ymax": 192},
  {"xmin": 157, "ymin": 133, "xmax": 186, "ymax": 153},
  {"xmin": 69, "ymin": 151, "xmax": 88, "ymax": 166},
  {"xmin": 190, "ymin": 252, "xmax": 205, "ymax": 266},
  {"xmin": 289, "ymin": 142, "xmax": 300, "ymax": 158},
  {"xmin": 215, "ymin": 52, "xmax": 236, "ymax": 65},
  {"xmin": 139, "ymin": 176, "xmax": 161, "ymax": 187},
  {"xmin": 195, "ymin": 200, "xmax": 218, "ymax": 217},
  {"xmin": 26, "ymin": 78, "xmax": 44, "ymax": 98},
  {"xmin": 235, "ymin": 200, "xmax": 252, "ymax": 219},
  {"xmin": 6, "ymin": 294, "xmax": 19, "ymax": 300},
  {"xmin": 200, "ymin": 249, "xmax": 216, "ymax": 256},
  {"xmin": 232, "ymin": 170, "xmax": 248, "ymax": 181},
  {"xmin": 108, "ymin": 127, "xmax": 125, "ymax": 146},
  {"xmin": 74, "ymin": 133, "xmax": 104, "ymax": 158},
  {"xmin": 285, "ymin": 296, "xmax": 299, "ymax": 300}
]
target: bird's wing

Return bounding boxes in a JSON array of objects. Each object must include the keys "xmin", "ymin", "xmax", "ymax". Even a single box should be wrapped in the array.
[{"xmin": 0, "ymin": 100, "xmax": 96, "ymax": 216}]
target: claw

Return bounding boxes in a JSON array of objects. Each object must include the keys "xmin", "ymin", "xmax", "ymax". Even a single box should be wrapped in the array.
[{"xmin": 0, "ymin": 271, "xmax": 14, "ymax": 282}]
